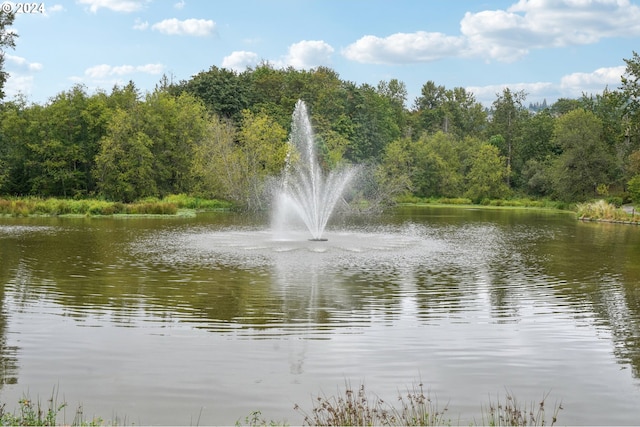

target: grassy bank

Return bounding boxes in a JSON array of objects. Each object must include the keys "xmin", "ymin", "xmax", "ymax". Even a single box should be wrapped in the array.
[
  {"xmin": 0, "ymin": 194, "xmax": 232, "ymax": 217},
  {"xmin": 396, "ymin": 195, "xmax": 572, "ymax": 211},
  {"xmin": 0, "ymin": 383, "xmax": 562, "ymax": 426},
  {"xmin": 576, "ymin": 199, "xmax": 640, "ymax": 224}
]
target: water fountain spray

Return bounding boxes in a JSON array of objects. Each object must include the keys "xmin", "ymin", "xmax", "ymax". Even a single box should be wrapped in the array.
[{"xmin": 274, "ymin": 100, "xmax": 356, "ymax": 241}]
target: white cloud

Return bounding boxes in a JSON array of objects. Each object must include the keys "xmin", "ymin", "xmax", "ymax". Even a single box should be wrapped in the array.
[
  {"xmin": 466, "ymin": 65, "xmax": 626, "ymax": 106},
  {"xmin": 84, "ymin": 63, "xmax": 164, "ymax": 79},
  {"xmin": 462, "ymin": 0, "xmax": 640, "ymax": 62},
  {"xmin": 133, "ymin": 18, "xmax": 148, "ymax": 30},
  {"xmin": 284, "ymin": 40, "xmax": 334, "ymax": 69},
  {"xmin": 5, "ymin": 75, "xmax": 35, "ymax": 98},
  {"xmin": 46, "ymin": 4, "xmax": 65, "ymax": 14},
  {"xmin": 466, "ymin": 82, "xmax": 556, "ymax": 105},
  {"xmin": 77, "ymin": 0, "xmax": 149, "ymax": 13},
  {"xmin": 343, "ymin": 32, "xmax": 465, "ymax": 64},
  {"xmin": 344, "ymin": 0, "xmax": 640, "ymax": 64},
  {"xmin": 151, "ymin": 18, "xmax": 215, "ymax": 36},
  {"xmin": 174, "ymin": 0, "xmax": 185, "ymax": 9},
  {"xmin": 222, "ymin": 51, "xmax": 260, "ymax": 72},
  {"xmin": 6, "ymin": 54, "xmax": 43, "ymax": 72},
  {"xmin": 4, "ymin": 54, "xmax": 43, "ymax": 98},
  {"xmin": 560, "ymin": 65, "xmax": 626, "ymax": 95}
]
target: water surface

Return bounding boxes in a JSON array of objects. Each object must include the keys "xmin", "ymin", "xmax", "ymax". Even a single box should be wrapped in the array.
[{"xmin": 1, "ymin": 207, "xmax": 639, "ymax": 425}]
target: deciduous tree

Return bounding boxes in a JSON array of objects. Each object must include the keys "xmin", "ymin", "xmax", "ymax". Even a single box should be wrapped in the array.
[
  {"xmin": 551, "ymin": 109, "xmax": 615, "ymax": 201},
  {"xmin": 0, "ymin": 9, "xmax": 16, "ymax": 100}
]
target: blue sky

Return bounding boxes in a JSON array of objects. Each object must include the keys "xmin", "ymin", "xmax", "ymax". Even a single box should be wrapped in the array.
[{"xmin": 5, "ymin": 0, "xmax": 640, "ymax": 107}]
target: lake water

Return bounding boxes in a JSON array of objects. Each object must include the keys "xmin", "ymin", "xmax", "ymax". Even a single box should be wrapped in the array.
[{"xmin": 0, "ymin": 206, "xmax": 639, "ymax": 425}]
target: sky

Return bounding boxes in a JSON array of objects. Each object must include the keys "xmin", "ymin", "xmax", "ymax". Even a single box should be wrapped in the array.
[{"xmin": 4, "ymin": 0, "xmax": 640, "ymax": 108}]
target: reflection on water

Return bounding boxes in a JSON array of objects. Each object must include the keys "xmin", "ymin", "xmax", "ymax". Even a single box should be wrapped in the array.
[{"xmin": 0, "ymin": 208, "xmax": 639, "ymax": 424}]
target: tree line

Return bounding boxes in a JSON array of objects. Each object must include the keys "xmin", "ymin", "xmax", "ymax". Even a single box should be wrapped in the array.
[{"xmin": 1, "ymin": 9, "xmax": 639, "ymax": 208}]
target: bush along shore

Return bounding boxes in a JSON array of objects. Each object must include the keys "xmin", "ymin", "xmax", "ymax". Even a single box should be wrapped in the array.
[
  {"xmin": 1, "ymin": 383, "xmax": 563, "ymax": 426},
  {"xmin": 0, "ymin": 194, "xmax": 232, "ymax": 217},
  {"xmin": 576, "ymin": 199, "xmax": 640, "ymax": 224}
]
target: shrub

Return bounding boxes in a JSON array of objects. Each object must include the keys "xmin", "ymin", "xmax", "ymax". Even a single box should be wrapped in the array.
[
  {"xmin": 606, "ymin": 196, "xmax": 623, "ymax": 207},
  {"xmin": 576, "ymin": 199, "xmax": 631, "ymax": 221},
  {"xmin": 439, "ymin": 197, "xmax": 472, "ymax": 205}
]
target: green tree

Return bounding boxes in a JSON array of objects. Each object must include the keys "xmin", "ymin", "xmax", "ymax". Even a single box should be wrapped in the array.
[
  {"xmin": 0, "ymin": 9, "xmax": 16, "ymax": 100},
  {"xmin": 376, "ymin": 137, "xmax": 414, "ymax": 200},
  {"xmin": 20, "ymin": 86, "xmax": 104, "ymax": 197},
  {"xmin": 183, "ymin": 65, "xmax": 250, "ymax": 121},
  {"xmin": 550, "ymin": 98, "xmax": 583, "ymax": 116},
  {"xmin": 620, "ymin": 51, "xmax": 640, "ymax": 182},
  {"xmin": 190, "ymin": 114, "xmax": 238, "ymax": 199},
  {"xmin": 551, "ymin": 109, "xmax": 615, "ymax": 201},
  {"xmin": 235, "ymin": 109, "xmax": 288, "ymax": 209},
  {"xmin": 142, "ymin": 90, "xmax": 210, "ymax": 196},
  {"xmin": 621, "ymin": 51, "xmax": 640, "ymax": 142},
  {"xmin": 487, "ymin": 88, "xmax": 528, "ymax": 188},
  {"xmin": 518, "ymin": 109, "xmax": 557, "ymax": 193},
  {"xmin": 413, "ymin": 131, "xmax": 464, "ymax": 197},
  {"xmin": 94, "ymin": 108, "xmax": 156, "ymax": 202},
  {"xmin": 628, "ymin": 174, "xmax": 640, "ymax": 205},
  {"xmin": 413, "ymin": 81, "xmax": 486, "ymax": 139},
  {"xmin": 464, "ymin": 143, "xmax": 510, "ymax": 202},
  {"xmin": 0, "ymin": 95, "xmax": 30, "ymax": 193},
  {"xmin": 377, "ymin": 78, "xmax": 408, "ymax": 131},
  {"xmin": 345, "ymin": 83, "xmax": 400, "ymax": 162}
]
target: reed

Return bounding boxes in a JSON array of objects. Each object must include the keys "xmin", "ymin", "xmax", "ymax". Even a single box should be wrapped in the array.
[
  {"xmin": 479, "ymin": 390, "xmax": 562, "ymax": 427},
  {"xmin": 294, "ymin": 382, "xmax": 450, "ymax": 427},
  {"xmin": 0, "ymin": 195, "xmax": 229, "ymax": 217},
  {"xmin": 576, "ymin": 199, "xmax": 637, "ymax": 222}
]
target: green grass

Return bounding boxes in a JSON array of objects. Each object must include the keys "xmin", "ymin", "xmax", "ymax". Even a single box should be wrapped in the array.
[
  {"xmin": 0, "ymin": 195, "xmax": 231, "ymax": 217},
  {"xmin": 0, "ymin": 390, "xmax": 107, "ymax": 426},
  {"xmin": 576, "ymin": 199, "xmax": 639, "ymax": 223},
  {"xmin": 396, "ymin": 196, "xmax": 570, "ymax": 211}
]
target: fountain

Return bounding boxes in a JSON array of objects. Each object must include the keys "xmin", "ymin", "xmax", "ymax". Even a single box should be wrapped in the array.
[{"xmin": 273, "ymin": 100, "xmax": 356, "ymax": 241}]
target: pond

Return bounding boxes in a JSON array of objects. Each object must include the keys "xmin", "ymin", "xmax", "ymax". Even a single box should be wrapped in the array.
[{"xmin": 0, "ymin": 206, "xmax": 639, "ymax": 425}]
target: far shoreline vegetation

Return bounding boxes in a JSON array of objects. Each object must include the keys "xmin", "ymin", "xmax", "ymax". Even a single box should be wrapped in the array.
[
  {"xmin": 0, "ymin": 194, "xmax": 232, "ymax": 217},
  {"xmin": 2, "ymin": 193, "xmax": 639, "ymax": 226},
  {"xmin": 1, "ymin": 54, "xmax": 640, "ymax": 218},
  {"xmin": 1, "ymin": 11, "xmax": 640, "ymax": 228}
]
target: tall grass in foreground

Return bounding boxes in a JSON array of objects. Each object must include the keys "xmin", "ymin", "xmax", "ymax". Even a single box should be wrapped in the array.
[
  {"xmin": 1, "ymin": 384, "xmax": 562, "ymax": 426},
  {"xmin": 239, "ymin": 383, "xmax": 562, "ymax": 427},
  {"xmin": 293, "ymin": 382, "xmax": 450, "ymax": 426},
  {"xmin": 479, "ymin": 391, "xmax": 562, "ymax": 427},
  {"xmin": 0, "ymin": 391, "xmax": 108, "ymax": 426}
]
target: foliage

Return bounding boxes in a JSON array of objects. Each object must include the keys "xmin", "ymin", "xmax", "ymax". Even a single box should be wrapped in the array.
[
  {"xmin": 464, "ymin": 144, "xmax": 511, "ymax": 203},
  {"xmin": 1, "ymin": 52, "xmax": 640, "ymax": 207},
  {"xmin": 620, "ymin": 51, "xmax": 640, "ymax": 151},
  {"xmin": 628, "ymin": 174, "xmax": 640, "ymax": 205},
  {"xmin": 0, "ymin": 391, "xmax": 106, "ymax": 426},
  {"xmin": 94, "ymin": 109, "xmax": 157, "ymax": 202},
  {"xmin": 487, "ymin": 88, "xmax": 529, "ymax": 188},
  {"xmin": 550, "ymin": 109, "xmax": 616, "ymax": 201},
  {"xmin": 0, "ymin": 9, "xmax": 17, "ymax": 100}
]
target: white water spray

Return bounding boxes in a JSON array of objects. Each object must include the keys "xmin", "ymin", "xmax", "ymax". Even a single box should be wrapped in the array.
[{"xmin": 273, "ymin": 100, "xmax": 356, "ymax": 241}]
